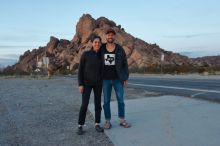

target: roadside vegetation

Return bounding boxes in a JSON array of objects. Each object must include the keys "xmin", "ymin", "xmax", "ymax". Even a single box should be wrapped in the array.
[{"xmin": 1, "ymin": 65, "xmax": 220, "ymax": 76}]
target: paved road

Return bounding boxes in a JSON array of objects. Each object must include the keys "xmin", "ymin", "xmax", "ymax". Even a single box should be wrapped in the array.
[
  {"xmin": 68, "ymin": 74, "xmax": 220, "ymax": 102},
  {"xmin": 128, "ymin": 75, "xmax": 220, "ymax": 102}
]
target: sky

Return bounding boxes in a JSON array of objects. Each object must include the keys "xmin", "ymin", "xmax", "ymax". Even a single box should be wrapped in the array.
[{"xmin": 0, "ymin": 0, "xmax": 220, "ymax": 66}]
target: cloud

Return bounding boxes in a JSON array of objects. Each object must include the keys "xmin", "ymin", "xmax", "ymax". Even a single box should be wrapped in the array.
[
  {"xmin": 0, "ymin": 45, "xmax": 38, "ymax": 56},
  {"xmin": 162, "ymin": 33, "xmax": 220, "ymax": 39},
  {"xmin": 0, "ymin": 53, "xmax": 20, "ymax": 60},
  {"xmin": 0, "ymin": 28, "xmax": 73, "ymax": 43},
  {"xmin": 0, "ymin": 45, "xmax": 37, "ymax": 49},
  {"xmin": 0, "ymin": 34, "xmax": 47, "ymax": 43}
]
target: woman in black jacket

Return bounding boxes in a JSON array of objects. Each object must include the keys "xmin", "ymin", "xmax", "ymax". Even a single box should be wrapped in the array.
[{"xmin": 77, "ymin": 35, "xmax": 104, "ymax": 135}]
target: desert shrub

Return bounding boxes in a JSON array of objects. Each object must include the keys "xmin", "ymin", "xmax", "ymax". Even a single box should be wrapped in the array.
[
  {"xmin": 58, "ymin": 68, "xmax": 73, "ymax": 75},
  {"xmin": 197, "ymin": 67, "xmax": 206, "ymax": 74}
]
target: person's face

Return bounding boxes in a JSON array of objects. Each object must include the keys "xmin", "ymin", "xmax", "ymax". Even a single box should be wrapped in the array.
[
  {"xmin": 106, "ymin": 32, "xmax": 115, "ymax": 43},
  {"xmin": 92, "ymin": 38, "xmax": 101, "ymax": 52}
]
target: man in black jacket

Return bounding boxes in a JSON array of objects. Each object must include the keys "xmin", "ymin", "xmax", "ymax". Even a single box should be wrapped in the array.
[
  {"xmin": 77, "ymin": 35, "xmax": 104, "ymax": 135},
  {"xmin": 101, "ymin": 28, "xmax": 131, "ymax": 129}
]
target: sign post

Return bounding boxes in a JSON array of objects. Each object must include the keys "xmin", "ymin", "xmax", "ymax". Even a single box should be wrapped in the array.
[
  {"xmin": 161, "ymin": 54, "xmax": 164, "ymax": 74},
  {"xmin": 43, "ymin": 57, "xmax": 49, "ymax": 68},
  {"xmin": 43, "ymin": 57, "xmax": 50, "ymax": 78}
]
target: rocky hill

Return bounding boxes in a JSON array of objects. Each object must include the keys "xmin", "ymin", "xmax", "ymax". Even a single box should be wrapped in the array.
[
  {"xmin": 191, "ymin": 56, "xmax": 220, "ymax": 67},
  {"xmin": 3, "ymin": 14, "xmax": 220, "ymax": 74}
]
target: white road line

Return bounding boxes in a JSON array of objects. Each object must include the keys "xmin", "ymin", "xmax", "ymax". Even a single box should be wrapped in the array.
[
  {"xmin": 190, "ymin": 92, "xmax": 208, "ymax": 98},
  {"xmin": 128, "ymin": 83, "xmax": 220, "ymax": 94}
]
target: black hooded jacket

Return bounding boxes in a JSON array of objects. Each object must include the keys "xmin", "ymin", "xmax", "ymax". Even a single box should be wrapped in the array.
[{"xmin": 78, "ymin": 50, "xmax": 102, "ymax": 86}]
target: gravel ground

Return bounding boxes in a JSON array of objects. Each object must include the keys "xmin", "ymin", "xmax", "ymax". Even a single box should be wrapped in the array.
[{"xmin": 0, "ymin": 76, "xmax": 114, "ymax": 146}]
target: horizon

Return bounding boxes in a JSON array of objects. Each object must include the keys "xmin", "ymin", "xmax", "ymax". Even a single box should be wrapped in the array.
[{"xmin": 0, "ymin": 0, "xmax": 220, "ymax": 67}]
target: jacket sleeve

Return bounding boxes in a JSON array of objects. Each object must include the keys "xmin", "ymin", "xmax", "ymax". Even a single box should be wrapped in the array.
[
  {"xmin": 100, "ymin": 44, "xmax": 105, "ymax": 79},
  {"xmin": 78, "ymin": 52, "xmax": 86, "ymax": 86},
  {"xmin": 122, "ymin": 47, "xmax": 129, "ymax": 80}
]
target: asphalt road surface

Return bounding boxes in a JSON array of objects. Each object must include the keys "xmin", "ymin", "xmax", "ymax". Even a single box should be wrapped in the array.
[{"xmin": 128, "ymin": 75, "xmax": 220, "ymax": 102}]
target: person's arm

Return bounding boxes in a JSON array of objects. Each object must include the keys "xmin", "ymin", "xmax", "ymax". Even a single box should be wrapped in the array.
[
  {"xmin": 100, "ymin": 44, "xmax": 105, "ymax": 79},
  {"xmin": 123, "ymin": 80, "xmax": 128, "ymax": 87},
  {"xmin": 78, "ymin": 52, "xmax": 86, "ymax": 93},
  {"xmin": 121, "ymin": 47, "xmax": 129, "ymax": 86}
]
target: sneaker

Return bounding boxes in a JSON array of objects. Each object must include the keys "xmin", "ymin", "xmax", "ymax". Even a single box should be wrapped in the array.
[
  {"xmin": 77, "ymin": 126, "xmax": 84, "ymax": 135},
  {"xmin": 95, "ymin": 125, "xmax": 104, "ymax": 132}
]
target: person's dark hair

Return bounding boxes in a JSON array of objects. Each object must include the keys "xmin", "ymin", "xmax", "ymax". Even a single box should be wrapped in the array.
[
  {"xmin": 90, "ymin": 34, "xmax": 102, "ymax": 42},
  {"xmin": 90, "ymin": 34, "xmax": 102, "ymax": 51}
]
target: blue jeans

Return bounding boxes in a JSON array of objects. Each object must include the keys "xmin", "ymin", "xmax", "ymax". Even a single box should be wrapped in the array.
[{"xmin": 103, "ymin": 79, "xmax": 125, "ymax": 120}]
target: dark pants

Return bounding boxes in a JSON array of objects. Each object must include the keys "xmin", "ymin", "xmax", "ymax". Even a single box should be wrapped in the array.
[{"xmin": 78, "ymin": 84, "xmax": 102, "ymax": 125}]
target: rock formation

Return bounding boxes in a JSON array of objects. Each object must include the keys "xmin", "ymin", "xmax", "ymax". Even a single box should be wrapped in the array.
[{"xmin": 3, "ymin": 14, "xmax": 220, "ymax": 74}]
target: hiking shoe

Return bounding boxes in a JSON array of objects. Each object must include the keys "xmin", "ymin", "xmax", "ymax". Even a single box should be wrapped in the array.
[{"xmin": 77, "ymin": 126, "xmax": 84, "ymax": 135}]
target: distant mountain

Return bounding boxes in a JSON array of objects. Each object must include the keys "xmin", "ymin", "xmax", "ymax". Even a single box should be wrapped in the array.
[
  {"xmin": 3, "ymin": 14, "xmax": 220, "ymax": 74},
  {"xmin": 0, "ymin": 64, "xmax": 5, "ymax": 71},
  {"xmin": 0, "ymin": 64, "xmax": 4, "ymax": 68},
  {"xmin": 191, "ymin": 55, "xmax": 220, "ymax": 67},
  {"xmin": 0, "ymin": 58, "xmax": 17, "ymax": 68}
]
